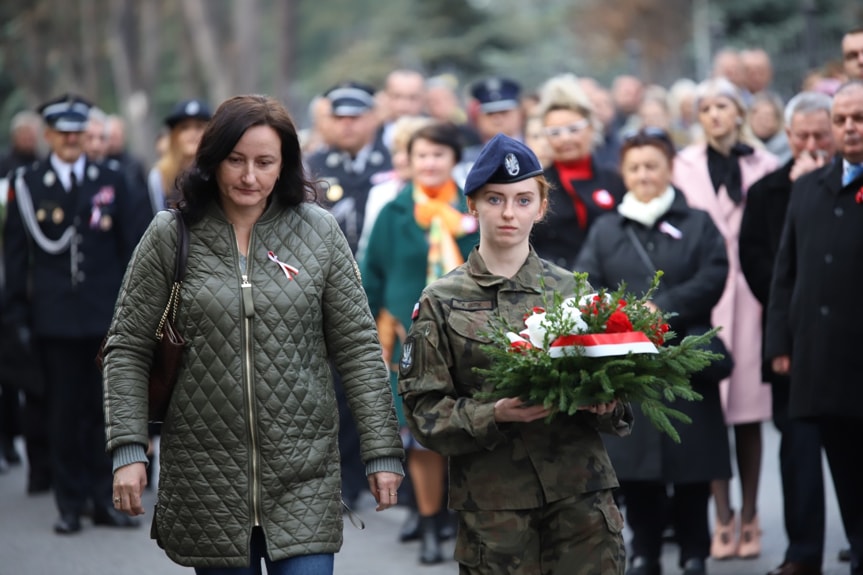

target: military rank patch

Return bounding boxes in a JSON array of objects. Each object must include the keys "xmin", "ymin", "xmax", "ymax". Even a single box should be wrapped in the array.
[{"xmin": 399, "ymin": 336, "xmax": 415, "ymax": 376}]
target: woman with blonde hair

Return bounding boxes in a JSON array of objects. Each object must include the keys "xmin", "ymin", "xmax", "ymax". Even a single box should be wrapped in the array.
[
  {"xmin": 672, "ymin": 76, "xmax": 778, "ymax": 561},
  {"xmin": 530, "ymin": 74, "xmax": 626, "ymax": 269},
  {"xmin": 147, "ymin": 99, "xmax": 212, "ymax": 214}
]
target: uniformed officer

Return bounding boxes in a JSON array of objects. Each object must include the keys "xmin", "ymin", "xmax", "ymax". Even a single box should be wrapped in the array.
[
  {"xmin": 2, "ymin": 94, "xmax": 152, "ymax": 533},
  {"xmin": 399, "ymin": 134, "xmax": 631, "ymax": 574},
  {"xmin": 306, "ymin": 81, "xmax": 392, "ymax": 256},
  {"xmin": 305, "ymin": 82, "xmax": 393, "ymax": 509},
  {"xmin": 469, "ymin": 77, "xmax": 525, "ymax": 145},
  {"xmin": 457, "ymin": 77, "xmax": 526, "ymax": 183}
]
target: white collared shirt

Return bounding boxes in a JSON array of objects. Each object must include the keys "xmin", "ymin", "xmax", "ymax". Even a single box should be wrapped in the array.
[{"xmin": 49, "ymin": 154, "xmax": 86, "ymax": 193}]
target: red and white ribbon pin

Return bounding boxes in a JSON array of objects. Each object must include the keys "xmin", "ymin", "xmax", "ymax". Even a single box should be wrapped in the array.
[{"xmin": 267, "ymin": 251, "xmax": 299, "ymax": 281}]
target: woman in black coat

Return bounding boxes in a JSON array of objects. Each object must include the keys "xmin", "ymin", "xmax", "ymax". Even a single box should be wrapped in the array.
[
  {"xmin": 530, "ymin": 74, "xmax": 626, "ymax": 269},
  {"xmin": 575, "ymin": 129, "xmax": 731, "ymax": 575}
]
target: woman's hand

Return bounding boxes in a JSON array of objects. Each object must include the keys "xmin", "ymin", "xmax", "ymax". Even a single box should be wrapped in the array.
[
  {"xmin": 579, "ymin": 399, "xmax": 619, "ymax": 416},
  {"xmin": 113, "ymin": 462, "xmax": 148, "ymax": 516},
  {"xmin": 368, "ymin": 472, "xmax": 403, "ymax": 512},
  {"xmin": 494, "ymin": 398, "xmax": 553, "ymax": 423}
]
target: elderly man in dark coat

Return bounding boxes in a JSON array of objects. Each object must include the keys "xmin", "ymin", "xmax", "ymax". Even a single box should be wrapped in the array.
[
  {"xmin": 766, "ymin": 80, "xmax": 863, "ymax": 575},
  {"xmin": 740, "ymin": 91, "xmax": 838, "ymax": 575}
]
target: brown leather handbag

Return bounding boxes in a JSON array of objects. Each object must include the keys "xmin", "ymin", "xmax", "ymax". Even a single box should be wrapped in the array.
[{"xmin": 98, "ymin": 209, "xmax": 189, "ymax": 421}]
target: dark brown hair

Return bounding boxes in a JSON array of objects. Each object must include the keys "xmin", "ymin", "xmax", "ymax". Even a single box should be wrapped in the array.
[
  {"xmin": 619, "ymin": 128, "xmax": 676, "ymax": 166},
  {"xmin": 406, "ymin": 121, "xmax": 464, "ymax": 164},
  {"xmin": 178, "ymin": 94, "xmax": 317, "ymax": 222}
]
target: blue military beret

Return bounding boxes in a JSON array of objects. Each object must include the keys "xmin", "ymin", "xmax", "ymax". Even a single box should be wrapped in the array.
[
  {"xmin": 470, "ymin": 77, "xmax": 521, "ymax": 113},
  {"xmin": 164, "ymin": 99, "xmax": 212, "ymax": 128},
  {"xmin": 38, "ymin": 93, "xmax": 92, "ymax": 132},
  {"xmin": 325, "ymin": 82, "xmax": 376, "ymax": 117},
  {"xmin": 463, "ymin": 134, "xmax": 544, "ymax": 196}
]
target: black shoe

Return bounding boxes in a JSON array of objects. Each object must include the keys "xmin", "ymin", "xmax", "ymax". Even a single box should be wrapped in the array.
[
  {"xmin": 437, "ymin": 509, "xmax": 456, "ymax": 541},
  {"xmin": 399, "ymin": 509, "xmax": 420, "ymax": 542},
  {"xmin": 1, "ymin": 439, "xmax": 21, "ymax": 464},
  {"xmin": 418, "ymin": 515, "xmax": 443, "ymax": 565},
  {"xmin": 662, "ymin": 525, "xmax": 676, "ymax": 543},
  {"xmin": 626, "ymin": 556, "xmax": 661, "ymax": 575},
  {"xmin": 682, "ymin": 558, "xmax": 706, "ymax": 575},
  {"xmin": 839, "ymin": 548, "xmax": 851, "ymax": 562},
  {"xmin": 27, "ymin": 477, "xmax": 52, "ymax": 495},
  {"xmin": 92, "ymin": 506, "xmax": 141, "ymax": 528},
  {"xmin": 54, "ymin": 514, "xmax": 82, "ymax": 534}
]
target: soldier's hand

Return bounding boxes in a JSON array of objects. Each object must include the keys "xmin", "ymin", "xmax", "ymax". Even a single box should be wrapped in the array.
[
  {"xmin": 113, "ymin": 462, "xmax": 147, "ymax": 517},
  {"xmin": 494, "ymin": 398, "xmax": 552, "ymax": 423},
  {"xmin": 579, "ymin": 399, "xmax": 618, "ymax": 416}
]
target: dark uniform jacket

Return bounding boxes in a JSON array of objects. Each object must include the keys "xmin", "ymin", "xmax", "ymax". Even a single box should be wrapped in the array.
[
  {"xmin": 739, "ymin": 160, "xmax": 794, "ymax": 383},
  {"xmin": 399, "ymin": 248, "xmax": 632, "ymax": 512},
  {"xmin": 531, "ymin": 160, "xmax": 626, "ymax": 270},
  {"xmin": 3, "ymin": 157, "xmax": 152, "ymax": 338},
  {"xmin": 765, "ymin": 158, "xmax": 863, "ymax": 419},
  {"xmin": 306, "ymin": 141, "xmax": 392, "ymax": 255},
  {"xmin": 575, "ymin": 190, "xmax": 731, "ymax": 482}
]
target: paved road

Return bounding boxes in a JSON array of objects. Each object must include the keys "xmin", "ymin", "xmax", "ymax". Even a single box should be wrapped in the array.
[{"xmin": 0, "ymin": 426, "xmax": 850, "ymax": 574}]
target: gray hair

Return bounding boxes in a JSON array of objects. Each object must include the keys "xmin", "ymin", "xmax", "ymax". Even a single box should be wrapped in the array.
[
  {"xmin": 783, "ymin": 91, "xmax": 833, "ymax": 126},
  {"xmin": 10, "ymin": 110, "xmax": 42, "ymax": 133}
]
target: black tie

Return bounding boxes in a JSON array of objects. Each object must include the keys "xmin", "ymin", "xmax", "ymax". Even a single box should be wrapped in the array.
[{"xmin": 69, "ymin": 171, "xmax": 79, "ymax": 194}]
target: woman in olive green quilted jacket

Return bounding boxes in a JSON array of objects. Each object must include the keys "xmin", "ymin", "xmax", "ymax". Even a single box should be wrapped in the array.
[{"xmin": 102, "ymin": 95, "xmax": 404, "ymax": 574}]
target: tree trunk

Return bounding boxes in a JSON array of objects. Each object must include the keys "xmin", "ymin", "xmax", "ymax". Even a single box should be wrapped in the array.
[
  {"xmin": 180, "ymin": 0, "xmax": 231, "ymax": 104},
  {"xmin": 232, "ymin": 0, "xmax": 260, "ymax": 94},
  {"xmin": 78, "ymin": 0, "xmax": 99, "ymax": 100}
]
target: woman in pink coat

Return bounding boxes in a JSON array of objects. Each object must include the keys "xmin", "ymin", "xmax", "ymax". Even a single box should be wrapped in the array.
[{"xmin": 672, "ymin": 77, "xmax": 778, "ymax": 562}]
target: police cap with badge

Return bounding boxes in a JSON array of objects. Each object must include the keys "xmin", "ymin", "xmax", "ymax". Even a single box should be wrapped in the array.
[
  {"xmin": 464, "ymin": 134, "xmax": 544, "ymax": 196},
  {"xmin": 325, "ymin": 81, "xmax": 376, "ymax": 117},
  {"xmin": 164, "ymin": 99, "xmax": 213, "ymax": 128},
  {"xmin": 470, "ymin": 77, "xmax": 522, "ymax": 114},
  {"xmin": 38, "ymin": 93, "xmax": 93, "ymax": 132}
]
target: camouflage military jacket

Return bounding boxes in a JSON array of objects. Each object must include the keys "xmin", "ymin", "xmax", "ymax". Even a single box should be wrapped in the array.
[{"xmin": 399, "ymin": 247, "xmax": 632, "ymax": 511}]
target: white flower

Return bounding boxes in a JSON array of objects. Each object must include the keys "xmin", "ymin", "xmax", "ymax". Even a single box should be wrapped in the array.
[
  {"xmin": 560, "ymin": 297, "xmax": 589, "ymax": 334},
  {"xmin": 523, "ymin": 311, "xmax": 549, "ymax": 349},
  {"xmin": 577, "ymin": 292, "xmax": 612, "ymax": 307}
]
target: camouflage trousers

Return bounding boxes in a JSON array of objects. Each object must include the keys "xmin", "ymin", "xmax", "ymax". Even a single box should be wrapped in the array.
[{"xmin": 454, "ymin": 489, "xmax": 625, "ymax": 575}]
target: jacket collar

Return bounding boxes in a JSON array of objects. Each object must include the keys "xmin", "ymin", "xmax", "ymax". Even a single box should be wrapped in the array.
[
  {"xmin": 819, "ymin": 155, "xmax": 846, "ymax": 196},
  {"xmin": 466, "ymin": 246, "xmax": 544, "ymax": 293}
]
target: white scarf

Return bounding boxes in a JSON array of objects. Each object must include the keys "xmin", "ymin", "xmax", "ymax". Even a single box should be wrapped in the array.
[{"xmin": 617, "ymin": 186, "xmax": 675, "ymax": 228}]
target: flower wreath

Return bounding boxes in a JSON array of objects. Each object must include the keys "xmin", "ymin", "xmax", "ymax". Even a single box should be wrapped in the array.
[{"xmin": 475, "ymin": 272, "xmax": 724, "ymax": 442}]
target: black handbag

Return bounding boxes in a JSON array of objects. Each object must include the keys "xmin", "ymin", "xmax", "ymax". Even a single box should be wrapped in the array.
[
  {"xmin": 97, "ymin": 209, "xmax": 189, "ymax": 421},
  {"xmin": 624, "ymin": 225, "xmax": 733, "ymax": 383}
]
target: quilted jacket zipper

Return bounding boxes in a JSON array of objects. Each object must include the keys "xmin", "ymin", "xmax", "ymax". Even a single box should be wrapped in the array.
[{"xmin": 238, "ymin": 232, "xmax": 262, "ymax": 527}]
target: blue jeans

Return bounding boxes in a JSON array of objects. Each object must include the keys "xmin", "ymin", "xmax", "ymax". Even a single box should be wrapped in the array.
[{"xmin": 194, "ymin": 528, "xmax": 334, "ymax": 575}]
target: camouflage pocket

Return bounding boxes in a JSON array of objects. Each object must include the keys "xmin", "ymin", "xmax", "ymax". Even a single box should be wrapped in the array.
[
  {"xmin": 446, "ymin": 308, "xmax": 494, "ymax": 344},
  {"xmin": 596, "ymin": 490, "xmax": 625, "ymax": 534},
  {"xmin": 453, "ymin": 522, "xmax": 482, "ymax": 568}
]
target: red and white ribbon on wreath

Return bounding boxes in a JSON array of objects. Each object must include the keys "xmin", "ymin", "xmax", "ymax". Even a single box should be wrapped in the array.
[
  {"xmin": 267, "ymin": 251, "xmax": 299, "ymax": 281},
  {"xmin": 548, "ymin": 332, "xmax": 658, "ymax": 358}
]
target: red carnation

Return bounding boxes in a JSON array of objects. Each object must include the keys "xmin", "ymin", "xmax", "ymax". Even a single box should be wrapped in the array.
[
  {"xmin": 509, "ymin": 340, "xmax": 533, "ymax": 353},
  {"xmin": 856, "ymin": 187, "xmax": 863, "ymax": 204},
  {"xmin": 605, "ymin": 311, "xmax": 633, "ymax": 334}
]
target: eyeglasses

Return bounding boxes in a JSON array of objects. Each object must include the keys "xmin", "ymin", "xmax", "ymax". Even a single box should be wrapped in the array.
[{"xmin": 543, "ymin": 119, "xmax": 589, "ymax": 139}]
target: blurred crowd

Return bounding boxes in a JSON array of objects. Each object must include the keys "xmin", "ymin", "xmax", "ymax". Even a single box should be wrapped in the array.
[{"xmin": 2, "ymin": 26, "xmax": 863, "ymax": 575}]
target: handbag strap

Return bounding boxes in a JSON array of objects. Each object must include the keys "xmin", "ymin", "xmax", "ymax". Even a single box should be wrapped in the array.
[
  {"xmin": 154, "ymin": 210, "xmax": 190, "ymax": 339},
  {"xmin": 171, "ymin": 208, "xmax": 190, "ymax": 283},
  {"xmin": 625, "ymin": 224, "xmax": 657, "ymax": 274}
]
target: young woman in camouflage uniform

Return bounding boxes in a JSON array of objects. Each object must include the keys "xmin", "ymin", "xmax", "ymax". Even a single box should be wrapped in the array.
[{"xmin": 399, "ymin": 134, "xmax": 632, "ymax": 575}]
